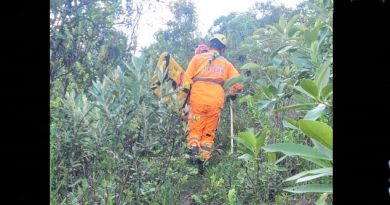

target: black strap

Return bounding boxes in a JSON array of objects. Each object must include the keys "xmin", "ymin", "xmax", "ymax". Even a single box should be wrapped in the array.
[
  {"xmin": 192, "ymin": 77, "xmax": 225, "ymax": 86},
  {"xmin": 181, "ymin": 87, "xmax": 190, "ymax": 109},
  {"xmin": 181, "ymin": 52, "xmax": 222, "ymax": 109},
  {"xmin": 163, "ymin": 53, "xmax": 170, "ymax": 82}
]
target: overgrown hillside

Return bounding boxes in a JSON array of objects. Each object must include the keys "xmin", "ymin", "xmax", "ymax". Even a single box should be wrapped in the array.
[{"xmin": 50, "ymin": 0, "xmax": 333, "ymax": 204}]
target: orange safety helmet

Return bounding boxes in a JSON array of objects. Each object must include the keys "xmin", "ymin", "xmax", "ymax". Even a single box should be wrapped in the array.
[{"xmin": 195, "ymin": 44, "xmax": 209, "ymax": 55}]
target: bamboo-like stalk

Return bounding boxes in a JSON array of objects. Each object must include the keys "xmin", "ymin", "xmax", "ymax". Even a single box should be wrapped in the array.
[{"xmin": 230, "ymin": 98, "xmax": 234, "ymax": 154}]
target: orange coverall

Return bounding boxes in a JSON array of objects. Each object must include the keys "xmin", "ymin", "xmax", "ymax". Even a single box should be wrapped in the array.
[{"xmin": 185, "ymin": 49, "xmax": 243, "ymax": 160}]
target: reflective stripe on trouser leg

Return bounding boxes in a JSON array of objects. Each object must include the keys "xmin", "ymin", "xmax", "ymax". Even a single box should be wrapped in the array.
[
  {"xmin": 187, "ymin": 137, "xmax": 201, "ymax": 148},
  {"xmin": 187, "ymin": 103, "xmax": 205, "ymax": 148},
  {"xmin": 199, "ymin": 105, "xmax": 222, "ymax": 160}
]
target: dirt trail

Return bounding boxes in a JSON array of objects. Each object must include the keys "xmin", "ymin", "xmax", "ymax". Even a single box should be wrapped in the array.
[{"xmin": 178, "ymin": 169, "xmax": 208, "ymax": 204}]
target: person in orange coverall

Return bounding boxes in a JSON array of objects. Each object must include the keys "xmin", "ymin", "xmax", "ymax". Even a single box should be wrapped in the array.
[{"xmin": 184, "ymin": 34, "xmax": 244, "ymax": 174}]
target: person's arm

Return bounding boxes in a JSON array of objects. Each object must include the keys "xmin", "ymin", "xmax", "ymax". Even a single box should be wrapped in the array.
[
  {"xmin": 180, "ymin": 56, "xmax": 197, "ymax": 91},
  {"xmin": 184, "ymin": 57, "xmax": 197, "ymax": 80},
  {"xmin": 226, "ymin": 62, "xmax": 244, "ymax": 97},
  {"xmin": 177, "ymin": 57, "xmax": 198, "ymax": 118}
]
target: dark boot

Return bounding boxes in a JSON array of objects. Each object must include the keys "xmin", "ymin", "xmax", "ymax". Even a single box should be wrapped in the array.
[
  {"xmin": 187, "ymin": 146, "xmax": 199, "ymax": 165},
  {"xmin": 196, "ymin": 159, "xmax": 205, "ymax": 175}
]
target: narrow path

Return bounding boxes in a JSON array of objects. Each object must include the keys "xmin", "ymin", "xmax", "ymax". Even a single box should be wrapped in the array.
[
  {"xmin": 178, "ymin": 172, "xmax": 208, "ymax": 205},
  {"xmin": 176, "ymin": 152, "xmax": 223, "ymax": 204}
]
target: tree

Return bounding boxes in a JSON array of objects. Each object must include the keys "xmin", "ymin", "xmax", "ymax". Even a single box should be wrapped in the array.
[
  {"xmin": 148, "ymin": 0, "xmax": 200, "ymax": 66},
  {"xmin": 250, "ymin": 1, "xmax": 295, "ymax": 27},
  {"xmin": 50, "ymin": 0, "xmax": 146, "ymax": 97}
]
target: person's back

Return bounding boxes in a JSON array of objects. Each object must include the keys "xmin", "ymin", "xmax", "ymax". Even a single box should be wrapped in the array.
[{"xmin": 186, "ymin": 49, "xmax": 239, "ymax": 108}]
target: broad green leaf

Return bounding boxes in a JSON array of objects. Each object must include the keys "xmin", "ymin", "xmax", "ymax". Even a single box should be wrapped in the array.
[
  {"xmin": 257, "ymin": 100, "xmax": 273, "ymax": 110},
  {"xmin": 235, "ymin": 137, "xmax": 254, "ymax": 154},
  {"xmin": 304, "ymin": 103, "xmax": 326, "ymax": 120},
  {"xmin": 123, "ymin": 61, "xmax": 137, "ymax": 76},
  {"xmin": 299, "ymin": 120, "xmax": 333, "ymax": 149},
  {"xmin": 241, "ymin": 62, "xmax": 260, "ymax": 70},
  {"xmin": 296, "ymin": 173, "xmax": 331, "ymax": 183},
  {"xmin": 275, "ymin": 155, "xmax": 287, "ymax": 164},
  {"xmin": 321, "ymin": 83, "xmax": 333, "ymax": 99},
  {"xmin": 267, "ymin": 152, "xmax": 276, "ymax": 164},
  {"xmin": 228, "ymin": 188, "xmax": 237, "ymax": 205},
  {"xmin": 288, "ymin": 27, "xmax": 299, "ymax": 38},
  {"xmin": 282, "ymin": 120, "xmax": 298, "ymax": 130},
  {"xmin": 191, "ymin": 194, "xmax": 204, "ymax": 204},
  {"xmin": 261, "ymin": 86, "xmax": 274, "ymax": 99},
  {"xmin": 255, "ymin": 130, "xmax": 269, "ymax": 152},
  {"xmin": 238, "ymin": 153, "xmax": 253, "ymax": 161},
  {"xmin": 131, "ymin": 53, "xmax": 145, "ymax": 72},
  {"xmin": 275, "ymin": 103, "xmax": 317, "ymax": 112},
  {"xmin": 316, "ymin": 193, "xmax": 329, "ymax": 205},
  {"xmin": 301, "ymin": 79, "xmax": 319, "ymax": 99},
  {"xmin": 272, "ymin": 56, "xmax": 283, "ymax": 67},
  {"xmin": 304, "ymin": 30, "xmax": 317, "ymax": 45},
  {"xmin": 283, "ymin": 184, "xmax": 332, "ymax": 193},
  {"xmin": 270, "ymin": 45, "xmax": 292, "ymax": 61},
  {"xmin": 268, "ymin": 85, "xmax": 278, "ymax": 96},
  {"xmin": 301, "ymin": 156, "xmax": 332, "ymax": 167},
  {"xmin": 285, "ymin": 117, "xmax": 298, "ymax": 126},
  {"xmin": 262, "ymin": 143, "xmax": 329, "ymax": 160},
  {"xmin": 283, "ymin": 117, "xmax": 299, "ymax": 129},
  {"xmin": 292, "ymin": 91, "xmax": 311, "ymax": 103},
  {"xmin": 310, "ymin": 40, "xmax": 320, "ymax": 57},
  {"xmin": 285, "ymin": 168, "xmax": 332, "ymax": 182},
  {"xmin": 255, "ymin": 78, "xmax": 267, "ymax": 86},
  {"xmin": 271, "ymin": 24, "xmax": 284, "ymax": 34},
  {"xmin": 273, "ymin": 166, "xmax": 288, "ymax": 172},
  {"xmin": 108, "ymin": 194, "xmax": 113, "ymax": 205},
  {"xmin": 295, "ymin": 24, "xmax": 307, "ymax": 32},
  {"xmin": 287, "ymin": 15, "xmax": 299, "ymax": 30},
  {"xmin": 239, "ymin": 95, "xmax": 253, "ymax": 106},
  {"xmin": 315, "ymin": 59, "xmax": 332, "ymax": 90},
  {"xmin": 318, "ymin": 26, "xmax": 330, "ymax": 50},
  {"xmin": 224, "ymin": 76, "xmax": 244, "ymax": 91},
  {"xmin": 277, "ymin": 45, "xmax": 295, "ymax": 54},
  {"xmin": 279, "ymin": 15, "xmax": 287, "ymax": 29},
  {"xmin": 238, "ymin": 129, "xmax": 256, "ymax": 148},
  {"xmin": 311, "ymin": 139, "xmax": 333, "ymax": 160},
  {"xmin": 291, "ymin": 56, "xmax": 313, "ymax": 69},
  {"xmin": 236, "ymin": 129, "xmax": 258, "ymax": 155}
]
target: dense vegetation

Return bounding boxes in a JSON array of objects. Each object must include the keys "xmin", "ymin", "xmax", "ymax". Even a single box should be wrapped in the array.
[{"xmin": 50, "ymin": 0, "xmax": 333, "ymax": 204}]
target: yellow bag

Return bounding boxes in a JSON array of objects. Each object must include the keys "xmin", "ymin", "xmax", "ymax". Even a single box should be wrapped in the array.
[{"xmin": 151, "ymin": 52, "xmax": 192, "ymax": 114}]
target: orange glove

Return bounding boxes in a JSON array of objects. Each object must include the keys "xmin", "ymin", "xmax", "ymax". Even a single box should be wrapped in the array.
[
  {"xmin": 227, "ymin": 83, "xmax": 244, "ymax": 101},
  {"xmin": 228, "ymin": 83, "xmax": 244, "ymax": 96}
]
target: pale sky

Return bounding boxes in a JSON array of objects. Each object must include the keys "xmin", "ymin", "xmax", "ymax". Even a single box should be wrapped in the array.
[{"xmin": 134, "ymin": 0, "xmax": 303, "ymax": 51}]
